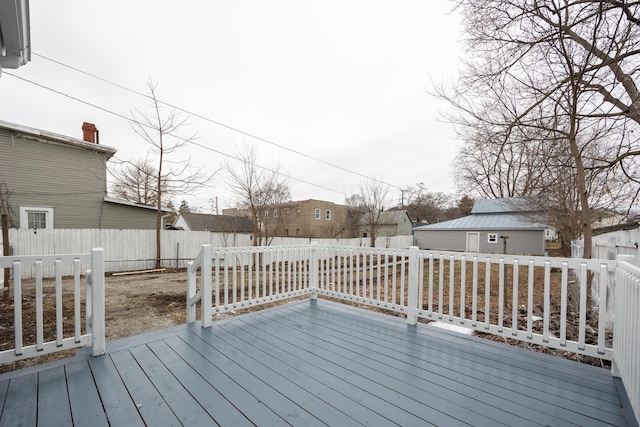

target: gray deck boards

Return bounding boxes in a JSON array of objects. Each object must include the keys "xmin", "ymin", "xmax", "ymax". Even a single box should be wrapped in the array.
[{"xmin": 0, "ymin": 299, "xmax": 631, "ymax": 426}]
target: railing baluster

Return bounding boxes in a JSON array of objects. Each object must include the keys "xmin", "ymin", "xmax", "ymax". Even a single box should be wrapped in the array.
[
  {"xmin": 527, "ymin": 260, "xmax": 534, "ymax": 339},
  {"xmin": 560, "ymin": 262, "xmax": 568, "ymax": 346},
  {"xmin": 578, "ymin": 262, "xmax": 588, "ymax": 351},
  {"xmin": 472, "ymin": 256, "xmax": 478, "ymax": 327},
  {"xmin": 392, "ymin": 251, "xmax": 397, "ymax": 305},
  {"xmin": 418, "ymin": 252, "xmax": 424, "ymax": 311},
  {"xmin": 449, "ymin": 255, "xmax": 454, "ymax": 322},
  {"xmin": 74, "ymin": 258, "xmax": 81, "ymax": 342},
  {"xmin": 498, "ymin": 258, "xmax": 504, "ymax": 333},
  {"xmin": 240, "ymin": 249, "xmax": 245, "ymax": 303},
  {"xmin": 428, "ymin": 254, "xmax": 434, "ymax": 316},
  {"xmin": 376, "ymin": 251, "xmax": 381, "ymax": 301},
  {"xmin": 400, "ymin": 251, "xmax": 406, "ymax": 307},
  {"xmin": 512, "ymin": 259, "xmax": 519, "ymax": 336},
  {"xmin": 35, "ymin": 260, "xmax": 44, "ymax": 351},
  {"xmin": 14, "ymin": 261, "xmax": 23, "ymax": 356},
  {"xmin": 460, "ymin": 255, "xmax": 466, "ymax": 325},
  {"xmin": 484, "ymin": 257, "xmax": 491, "ymax": 330},
  {"xmin": 543, "ymin": 261, "xmax": 551, "ymax": 343},
  {"xmin": 597, "ymin": 263, "xmax": 608, "ymax": 355},
  {"xmin": 55, "ymin": 259, "xmax": 63, "ymax": 347},
  {"xmin": 438, "ymin": 254, "xmax": 444, "ymax": 319}
]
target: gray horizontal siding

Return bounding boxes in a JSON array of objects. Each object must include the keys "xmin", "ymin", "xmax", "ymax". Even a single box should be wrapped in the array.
[
  {"xmin": 99, "ymin": 202, "xmax": 157, "ymax": 229},
  {"xmin": 415, "ymin": 229, "xmax": 545, "ymax": 255},
  {"xmin": 0, "ymin": 129, "xmax": 111, "ymax": 228}
]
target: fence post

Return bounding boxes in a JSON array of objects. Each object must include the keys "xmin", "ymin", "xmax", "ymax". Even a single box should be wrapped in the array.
[
  {"xmin": 407, "ymin": 246, "xmax": 419, "ymax": 325},
  {"xmin": 310, "ymin": 242, "xmax": 318, "ymax": 300},
  {"xmin": 201, "ymin": 245, "xmax": 213, "ymax": 328},
  {"xmin": 90, "ymin": 248, "xmax": 106, "ymax": 356}
]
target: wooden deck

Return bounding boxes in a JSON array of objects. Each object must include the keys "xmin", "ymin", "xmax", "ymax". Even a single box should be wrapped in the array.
[{"xmin": 0, "ymin": 299, "xmax": 632, "ymax": 426}]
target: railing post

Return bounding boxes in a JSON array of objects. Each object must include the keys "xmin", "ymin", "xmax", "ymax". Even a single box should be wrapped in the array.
[
  {"xmin": 90, "ymin": 248, "xmax": 105, "ymax": 356},
  {"xmin": 407, "ymin": 246, "xmax": 419, "ymax": 325},
  {"xmin": 186, "ymin": 260, "xmax": 196, "ymax": 323},
  {"xmin": 201, "ymin": 245, "xmax": 213, "ymax": 328},
  {"xmin": 310, "ymin": 242, "xmax": 318, "ymax": 300}
]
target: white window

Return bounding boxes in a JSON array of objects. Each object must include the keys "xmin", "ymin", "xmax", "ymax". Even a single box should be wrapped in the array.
[
  {"xmin": 273, "ymin": 209, "xmax": 279, "ymax": 218},
  {"xmin": 488, "ymin": 233, "xmax": 498, "ymax": 243},
  {"xmin": 315, "ymin": 208, "xmax": 321, "ymax": 220},
  {"xmin": 326, "ymin": 209, "xmax": 331, "ymax": 220},
  {"xmin": 20, "ymin": 207, "xmax": 54, "ymax": 230}
]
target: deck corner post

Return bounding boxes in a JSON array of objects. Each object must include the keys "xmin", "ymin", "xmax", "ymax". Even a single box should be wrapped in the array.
[
  {"xmin": 309, "ymin": 242, "xmax": 318, "ymax": 300},
  {"xmin": 90, "ymin": 247, "xmax": 106, "ymax": 356},
  {"xmin": 201, "ymin": 244, "xmax": 213, "ymax": 328},
  {"xmin": 407, "ymin": 246, "xmax": 419, "ymax": 325},
  {"xmin": 186, "ymin": 260, "xmax": 196, "ymax": 323}
]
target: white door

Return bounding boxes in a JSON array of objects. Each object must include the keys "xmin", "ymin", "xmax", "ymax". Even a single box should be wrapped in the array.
[{"xmin": 466, "ymin": 232, "xmax": 480, "ymax": 252}]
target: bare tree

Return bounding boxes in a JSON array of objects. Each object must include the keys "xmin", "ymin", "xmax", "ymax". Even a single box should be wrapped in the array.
[
  {"xmin": 403, "ymin": 183, "xmax": 452, "ymax": 223},
  {"xmin": 226, "ymin": 145, "xmax": 290, "ymax": 246},
  {"xmin": 111, "ymin": 158, "xmax": 168, "ymax": 206},
  {"xmin": 0, "ymin": 183, "xmax": 15, "ymax": 228},
  {"xmin": 346, "ymin": 178, "xmax": 391, "ymax": 247},
  {"xmin": 437, "ymin": 0, "xmax": 640, "ymax": 258},
  {"xmin": 130, "ymin": 80, "xmax": 214, "ymax": 268}
]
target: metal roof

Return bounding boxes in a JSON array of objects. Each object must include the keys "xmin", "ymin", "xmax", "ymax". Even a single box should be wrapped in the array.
[{"xmin": 414, "ymin": 213, "xmax": 547, "ymax": 231}]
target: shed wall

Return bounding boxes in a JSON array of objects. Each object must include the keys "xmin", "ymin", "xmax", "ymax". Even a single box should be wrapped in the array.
[
  {"xmin": 415, "ymin": 229, "xmax": 545, "ymax": 255},
  {"xmin": 99, "ymin": 202, "xmax": 157, "ymax": 229}
]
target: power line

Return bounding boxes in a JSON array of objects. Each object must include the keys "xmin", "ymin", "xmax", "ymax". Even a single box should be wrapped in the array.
[
  {"xmin": 4, "ymin": 71, "xmax": 345, "ymax": 196},
  {"xmin": 32, "ymin": 52, "xmax": 403, "ymax": 190}
]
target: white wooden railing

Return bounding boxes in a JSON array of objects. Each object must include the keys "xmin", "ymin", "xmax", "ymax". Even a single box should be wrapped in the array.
[
  {"xmin": 188, "ymin": 244, "xmax": 639, "ymax": 423},
  {"xmin": 0, "ymin": 248, "xmax": 105, "ymax": 364},
  {"xmin": 613, "ymin": 255, "xmax": 640, "ymax": 423},
  {"xmin": 187, "ymin": 245, "xmax": 312, "ymax": 327}
]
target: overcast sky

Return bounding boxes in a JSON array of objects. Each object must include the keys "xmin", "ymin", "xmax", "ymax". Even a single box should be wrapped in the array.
[{"xmin": 1, "ymin": 1, "xmax": 463, "ymax": 212}]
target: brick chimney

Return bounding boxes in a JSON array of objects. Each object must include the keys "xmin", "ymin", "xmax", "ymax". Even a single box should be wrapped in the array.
[{"xmin": 81, "ymin": 122, "xmax": 99, "ymax": 144}]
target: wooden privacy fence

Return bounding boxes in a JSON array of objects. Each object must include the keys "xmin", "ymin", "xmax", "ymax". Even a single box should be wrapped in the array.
[
  {"xmin": 0, "ymin": 249, "xmax": 105, "ymax": 365},
  {"xmin": 188, "ymin": 244, "xmax": 639, "ymax": 422},
  {"xmin": 1, "ymin": 229, "xmax": 413, "ymax": 278}
]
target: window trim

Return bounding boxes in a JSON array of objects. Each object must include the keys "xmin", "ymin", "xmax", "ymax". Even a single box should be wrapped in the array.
[
  {"xmin": 487, "ymin": 233, "xmax": 498, "ymax": 244},
  {"xmin": 314, "ymin": 208, "xmax": 321, "ymax": 220},
  {"xmin": 325, "ymin": 209, "xmax": 331, "ymax": 220},
  {"xmin": 20, "ymin": 206, "xmax": 54, "ymax": 230}
]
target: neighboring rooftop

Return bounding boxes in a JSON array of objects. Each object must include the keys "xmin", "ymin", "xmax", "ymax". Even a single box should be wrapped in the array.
[
  {"xmin": 415, "ymin": 197, "xmax": 547, "ymax": 231},
  {"xmin": 0, "ymin": 119, "xmax": 116, "ymax": 158}
]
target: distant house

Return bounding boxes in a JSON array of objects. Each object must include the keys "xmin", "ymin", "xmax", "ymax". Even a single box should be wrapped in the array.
[
  {"xmin": 0, "ymin": 120, "xmax": 164, "ymax": 230},
  {"xmin": 413, "ymin": 198, "xmax": 547, "ymax": 255},
  {"xmin": 261, "ymin": 199, "xmax": 359, "ymax": 239},
  {"xmin": 172, "ymin": 212, "xmax": 253, "ymax": 233},
  {"xmin": 361, "ymin": 210, "xmax": 414, "ymax": 239}
]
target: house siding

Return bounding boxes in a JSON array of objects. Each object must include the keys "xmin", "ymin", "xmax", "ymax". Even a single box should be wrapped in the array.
[
  {"xmin": 415, "ymin": 229, "xmax": 545, "ymax": 255},
  {"xmin": 265, "ymin": 200, "xmax": 358, "ymax": 239},
  {"xmin": 0, "ymin": 128, "xmax": 111, "ymax": 228},
  {"xmin": 99, "ymin": 202, "xmax": 158, "ymax": 229}
]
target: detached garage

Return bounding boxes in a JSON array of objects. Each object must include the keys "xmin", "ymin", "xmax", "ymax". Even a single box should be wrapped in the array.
[{"xmin": 413, "ymin": 198, "xmax": 547, "ymax": 255}]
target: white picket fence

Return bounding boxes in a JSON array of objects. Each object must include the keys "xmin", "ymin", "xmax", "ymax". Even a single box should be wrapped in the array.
[
  {"xmin": 188, "ymin": 244, "xmax": 640, "ymax": 422},
  {"xmin": 0, "ymin": 229, "xmax": 413, "ymax": 279},
  {"xmin": 0, "ymin": 249, "xmax": 105, "ymax": 364}
]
